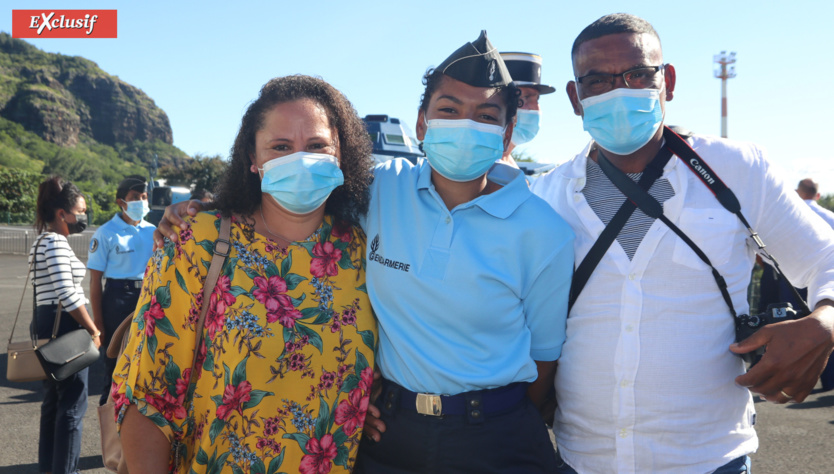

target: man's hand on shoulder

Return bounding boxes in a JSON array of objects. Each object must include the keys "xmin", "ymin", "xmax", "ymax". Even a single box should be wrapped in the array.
[{"xmin": 732, "ymin": 301, "xmax": 834, "ymax": 403}]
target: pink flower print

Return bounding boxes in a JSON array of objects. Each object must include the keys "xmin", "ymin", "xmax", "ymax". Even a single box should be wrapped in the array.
[
  {"xmin": 175, "ymin": 368, "xmax": 191, "ymax": 397},
  {"xmin": 330, "ymin": 319, "xmax": 341, "ymax": 333},
  {"xmin": 270, "ymin": 305, "xmax": 303, "ymax": 328},
  {"xmin": 111, "ymin": 382, "xmax": 128, "ymax": 415},
  {"xmin": 179, "ymin": 226, "xmax": 193, "ymax": 243},
  {"xmin": 252, "ymin": 275, "xmax": 292, "ymax": 313},
  {"xmin": 358, "ymin": 366, "xmax": 374, "ymax": 394},
  {"xmin": 145, "ymin": 390, "xmax": 186, "ymax": 422},
  {"xmin": 215, "ymin": 381, "xmax": 253, "ymax": 421},
  {"xmin": 288, "ymin": 353, "xmax": 305, "ymax": 371},
  {"xmin": 299, "ymin": 434, "xmax": 338, "ymax": 474},
  {"xmin": 331, "ymin": 222, "xmax": 352, "ymax": 243},
  {"xmin": 334, "ymin": 388, "xmax": 369, "ymax": 436},
  {"xmin": 340, "ymin": 308, "xmax": 356, "ymax": 326},
  {"xmin": 143, "ymin": 296, "xmax": 166, "ymax": 336},
  {"xmin": 206, "ymin": 274, "xmax": 236, "ymax": 339},
  {"xmin": 310, "ymin": 242, "xmax": 342, "ymax": 278},
  {"xmin": 188, "ymin": 292, "xmax": 203, "ymax": 325}
]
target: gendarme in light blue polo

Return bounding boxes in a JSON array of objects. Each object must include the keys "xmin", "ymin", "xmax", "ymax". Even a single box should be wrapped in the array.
[
  {"xmin": 361, "ymin": 158, "xmax": 574, "ymax": 395},
  {"xmin": 87, "ymin": 213, "xmax": 156, "ymax": 280}
]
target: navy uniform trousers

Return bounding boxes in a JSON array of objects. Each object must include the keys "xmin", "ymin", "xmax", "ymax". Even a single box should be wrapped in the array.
[
  {"xmin": 354, "ymin": 381, "xmax": 558, "ymax": 473},
  {"xmin": 99, "ymin": 279, "xmax": 141, "ymax": 406}
]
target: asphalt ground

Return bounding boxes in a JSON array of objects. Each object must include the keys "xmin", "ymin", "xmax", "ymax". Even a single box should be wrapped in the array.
[{"xmin": 0, "ymin": 253, "xmax": 832, "ymax": 473}]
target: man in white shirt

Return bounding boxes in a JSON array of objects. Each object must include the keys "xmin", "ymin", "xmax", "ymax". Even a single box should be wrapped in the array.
[
  {"xmin": 797, "ymin": 178, "xmax": 834, "ymax": 228},
  {"xmin": 531, "ymin": 13, "xmax": 834, "ymax": 473},
  {"xmin": 796, "ymin": 178, "xmax": 834, "ymax": 391}
]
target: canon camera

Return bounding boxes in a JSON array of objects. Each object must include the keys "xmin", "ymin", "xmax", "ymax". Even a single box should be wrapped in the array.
[{"xmin": 735, "ymin": 303, "xmax": 808, "ymax": 366}]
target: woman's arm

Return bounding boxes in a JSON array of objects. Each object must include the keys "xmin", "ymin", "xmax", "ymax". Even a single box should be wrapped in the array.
[
  {"xmin": 121, "ymin": 405, "xmax": 171, "ymax": 472},
  {"xmin": 89, "ymin": 269, "xmax": 105, "ymax": 340},
  {"xmin": 42, "ymin": 236, "xmax": 101, "ymax": 345}
]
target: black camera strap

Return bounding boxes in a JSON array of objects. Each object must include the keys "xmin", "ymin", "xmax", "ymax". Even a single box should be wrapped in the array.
[
  {"xmin": 598, "ymin": 148, "xmax": 740, "ymax": 317},
  {"xmin": 662, "ymin": 127, "xmax": 811, "ymax": 314},
  {"xmin": 594, "ymin": 126, "xmax": 810, "ymax": 317},
  {"xmin": 568, "ymin": 146, "xmax": 673, "ymax": 311}
]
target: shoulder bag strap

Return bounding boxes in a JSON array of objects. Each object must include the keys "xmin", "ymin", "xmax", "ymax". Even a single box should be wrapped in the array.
[
  {"xmin": 51, "ymin": 302, "xmax": 63, "ymax": 339},
  {"xmin": 185, "ymin": 216, "xmax": 231, "ymax": 392},
  {"xmin": 662, "ymin": 127, "xmax": 811, "ymax": 314},
  {"xmin": 598, "ymin": 149, "xmax": 738, "ymax": 317},
  {"xmin": 10, "ymin": 234, "xmax": 46, "ymax": 348},
  {"xmin": 569, "ymin": 146, "xmax": 673, "ymax": 310}
]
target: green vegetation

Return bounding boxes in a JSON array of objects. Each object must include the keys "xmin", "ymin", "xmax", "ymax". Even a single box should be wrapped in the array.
[
  {"xmin": 0, "ymin": 32, "xmax": 222, "ymax": 226},
  {"xmin": 0, "ymin": 115, "xmax": 192, "ymax": 224},
  {"xmin": 158, "ymin": 154, "xmax": 227, "ymax": 193},
  {"xmin": 510, "ymin": 149, "xmax": 535, "ymax": 163}
]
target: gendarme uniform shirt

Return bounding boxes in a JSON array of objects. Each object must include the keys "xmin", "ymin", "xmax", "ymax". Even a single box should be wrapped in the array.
[
  {"xmin": 362, "ymin": 158, "xmax": 574, "ymax": 395},
  {"xmin": 531, "ymin": 136, "xmax": 834, "ymax": 473},
  {"xmin": 87, "ymin": 213, "xmax": 156, "ymax": 280}
]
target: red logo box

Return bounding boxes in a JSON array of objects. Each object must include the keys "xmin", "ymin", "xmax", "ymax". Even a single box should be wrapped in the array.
[{"xmin": 12, "ymin": 10, "xmax": 117, "ymax": 38}]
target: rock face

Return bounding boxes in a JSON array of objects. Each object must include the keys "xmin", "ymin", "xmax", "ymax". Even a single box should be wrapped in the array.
[{"xmin": 0, "ymin": 33, "xmax": 173, "ymax": 149}]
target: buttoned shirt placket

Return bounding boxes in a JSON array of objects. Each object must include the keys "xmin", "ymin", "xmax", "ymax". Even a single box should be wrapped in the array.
[{"xmin": 569, "ymin": 153, "xmax": 689, "ymax": 473}]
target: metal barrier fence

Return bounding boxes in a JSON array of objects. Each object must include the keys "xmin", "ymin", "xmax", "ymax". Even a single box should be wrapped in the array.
[{"xmin": 0, "ymin": 227, "xmax": 92, "ymax": 260}]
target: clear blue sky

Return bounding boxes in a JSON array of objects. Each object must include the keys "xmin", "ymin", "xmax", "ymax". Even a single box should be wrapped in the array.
[{"xmin": 4, "ymin": 1, "xmax": 833, "ymax": 192}]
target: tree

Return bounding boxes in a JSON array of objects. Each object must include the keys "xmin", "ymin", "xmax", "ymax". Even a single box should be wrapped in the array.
[
  {"xmin": 511, "ymin": 148, "xmax": 535, "ymax": 163},
  {"xmin": 158, "ymin": 154, "xmax": 227, "ymax": 194},
  {"xmin": 819, "ymin": 194, "xmax": 834, "ymax": 213},
  {"xmin": 0, "ymin": 166, "xmax": 39, "ymax": 224}
]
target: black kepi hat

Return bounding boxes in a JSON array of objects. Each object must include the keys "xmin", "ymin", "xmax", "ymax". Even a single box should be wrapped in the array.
[
  {"xmin": 500, "ymin": 52, "xmax": 556, "ymax": 94},
  {"xmin": 116, "ymin": 176, "xmax": 148, "ymax": 200},
  {"xmin": 436, "ymin": 30, "xmax": 512, "ymax": 88}
]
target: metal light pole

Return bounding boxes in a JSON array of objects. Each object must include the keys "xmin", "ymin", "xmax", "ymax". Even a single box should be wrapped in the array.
[{"xmin": 713, "ymin": 51, "xmax": 736, "ymax": 138}]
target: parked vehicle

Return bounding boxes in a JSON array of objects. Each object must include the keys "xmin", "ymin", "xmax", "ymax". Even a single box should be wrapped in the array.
[
  {"xmin": 147, "ymin": 185, "xmax": 191, "ymax": 227},
  {"xmin": 363, "ymin": 114, "xmax": 424, "ymax": 165}
]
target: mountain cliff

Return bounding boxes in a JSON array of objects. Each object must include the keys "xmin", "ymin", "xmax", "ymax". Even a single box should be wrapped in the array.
[{"xmin": 0, "ymin": 32, "xmax": 189, "ymax": 176}]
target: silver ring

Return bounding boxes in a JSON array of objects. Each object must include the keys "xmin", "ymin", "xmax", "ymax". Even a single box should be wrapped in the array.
[{"xmin": 780, "ymin": 390, "xmax": 793, "ymax": 399}]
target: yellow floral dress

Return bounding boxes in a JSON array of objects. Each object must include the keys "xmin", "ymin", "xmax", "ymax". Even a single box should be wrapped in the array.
[{"xmin": 112, "ymin": 212, "xmax": 376, "ymax": 474}]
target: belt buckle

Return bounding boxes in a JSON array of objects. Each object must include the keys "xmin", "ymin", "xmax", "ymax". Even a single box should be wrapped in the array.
[{"xmin": 415, "ymin": 393, "xmax": 442, "ymax": 416}]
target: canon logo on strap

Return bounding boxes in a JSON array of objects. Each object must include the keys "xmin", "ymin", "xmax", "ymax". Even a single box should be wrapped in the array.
[{"xmin": 689, "ymin": 158, "xmax": 716, "ymax": 186}]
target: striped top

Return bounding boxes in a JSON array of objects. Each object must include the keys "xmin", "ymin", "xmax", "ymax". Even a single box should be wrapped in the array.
[
  {"xmin": 28, "ymin": 232, "xmax": 87, "ymax": 311},
  {"xmin": 583, "ymin": 158, "xmax": 675, "ymax": 260}
]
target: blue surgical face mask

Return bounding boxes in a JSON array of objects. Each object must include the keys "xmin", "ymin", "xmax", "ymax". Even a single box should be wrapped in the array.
[
  {"xmin": 511, "ymin": 109, "xmax": 540, "ymax": 146},
  {"xmin": 580, "ymin": 87, "xmax": 664, "ymax": 155},
  {"xmin": 422, "ymin": 118, "xmax": 505, "ymax": 182},
  {"xmin": 259, "ymin": 152, "xmax": 344, "ymax": 215},
  {"xmin": 123, "ymin": 199, "xmax": 149, "ymax": 222}
]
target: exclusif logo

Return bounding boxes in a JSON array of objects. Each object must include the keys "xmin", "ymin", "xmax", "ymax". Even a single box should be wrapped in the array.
[{"xmin": 12, "ymin": 10, "xmax": 117, "ymax": 38}]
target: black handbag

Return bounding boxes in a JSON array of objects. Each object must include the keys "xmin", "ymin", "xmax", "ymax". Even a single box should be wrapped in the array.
[{"xmin": 35, "ymin": 313, "xmax": 100, "ymax": 382}]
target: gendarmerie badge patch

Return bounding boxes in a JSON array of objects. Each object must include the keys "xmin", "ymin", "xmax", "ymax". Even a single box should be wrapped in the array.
[{"xmin": 90, "ymin": 238, "xmax": 98, "ymax": 253}]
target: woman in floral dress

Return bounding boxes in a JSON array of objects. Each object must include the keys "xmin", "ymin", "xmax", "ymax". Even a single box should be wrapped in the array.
[{"xmin": 112, "ymin": 75, "xmax": 376, "ymax": 474}]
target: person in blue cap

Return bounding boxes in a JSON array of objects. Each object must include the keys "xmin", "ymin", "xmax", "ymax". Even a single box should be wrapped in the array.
[
  {"xmin": 153, "ymin": 30, "xmax": 573, "ymax": 473},
  {"xmin": 498, "ymin": 52, "xmax": 556, "ymax": 167},
  {"xmin": 88, "ymin": 175, "xmax": 156, "ymax": 406}
]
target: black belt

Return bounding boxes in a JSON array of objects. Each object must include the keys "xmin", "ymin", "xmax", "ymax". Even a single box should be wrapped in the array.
[
  {"xmin": 106, "ymin": 279, "xmax": 142, "ymax": 290},
  {"xmin": 382, "ymin": 380, "xmax": 528, "ymax": 418}
]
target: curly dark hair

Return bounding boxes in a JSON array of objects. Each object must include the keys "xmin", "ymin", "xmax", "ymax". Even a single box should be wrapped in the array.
[
  {"xmin": 35, "ymin": 176, "xmax": 84, "ymax": 233},
  {"xmin": 213, "ymin": 75, "xmax": 372, "ymax": 225},
  {"xmin": 418, "ymin": 68, "xmax": 522, "ymax": 123}
]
